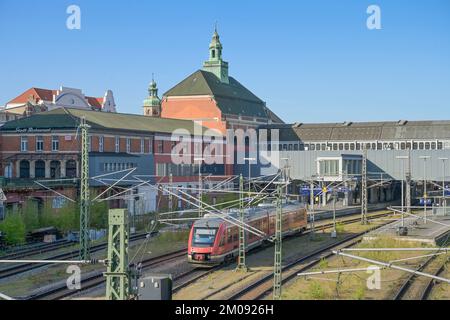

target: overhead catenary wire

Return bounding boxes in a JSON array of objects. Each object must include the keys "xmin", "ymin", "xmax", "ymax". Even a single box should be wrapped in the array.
[{"xmin": 134, "ymin": 177, "xmax": 268, "ymax": 239}]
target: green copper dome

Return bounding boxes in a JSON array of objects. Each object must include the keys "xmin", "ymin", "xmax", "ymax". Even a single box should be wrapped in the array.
[{"xmin": 143, "ymin": 78, "xmax": 161, "ymax": 107}]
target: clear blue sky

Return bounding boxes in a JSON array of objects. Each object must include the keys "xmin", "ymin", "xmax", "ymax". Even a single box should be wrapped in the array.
[{"xmin": 1, "ymin": 0, "xmax": 449, "ymax": 123}]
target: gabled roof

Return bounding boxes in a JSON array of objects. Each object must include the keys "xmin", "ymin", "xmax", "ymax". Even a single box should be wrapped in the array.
[
  {"xmin": 0, "ymin": 107, "xmax": 220, "ymax": 136},
  {"xmin": 163, "ymin": 70, "xmax": 283, "ymax": 122},
  {"xmin": 7, "ymin": 88, "xmax": 57, "ymax": 105},
  {"xmin": 6, "ymin": 87, "xmax": 104, "ymax": 109}
]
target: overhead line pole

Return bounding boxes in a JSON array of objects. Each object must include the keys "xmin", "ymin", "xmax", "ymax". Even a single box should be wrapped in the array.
[
  {"xmin": 236, "ymin": 174, "xmax": 248, "ymax": 272},
  {"xmin": 361, "ymin": 147, "xmax": 368, "ymax": 225},
  {"xmin": 79, "ymin": 117, "xmax": 91, "ymax": 260},
  {"xmin": 273, "ymin": 180, "xmax": 283, "ymax": 300}
]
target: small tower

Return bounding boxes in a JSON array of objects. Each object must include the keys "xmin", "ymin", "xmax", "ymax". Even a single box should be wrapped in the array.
[
  {"xmin": 203, "ymin": 26, "xmax": 229, "ymax": 84},
  {"xmin": 143, "ymin": 76, "xmax": 161, "ymax": 117}
]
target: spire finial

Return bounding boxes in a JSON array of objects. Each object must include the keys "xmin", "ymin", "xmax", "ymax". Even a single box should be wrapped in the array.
[{"xmin": 214, "ymin": 21, "xmax": 218, "ymax": 33}]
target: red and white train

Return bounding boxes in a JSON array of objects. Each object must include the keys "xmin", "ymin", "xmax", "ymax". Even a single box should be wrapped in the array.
[{"xmin": 188, "ymin": 202, "xmax": 308, "ymax": 266}]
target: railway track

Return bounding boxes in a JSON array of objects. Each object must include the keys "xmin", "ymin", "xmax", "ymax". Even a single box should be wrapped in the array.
[
  {"xmin": 0, "ymin": 240, "xmax": 75, "ymax": 260},
  {"xmin": 0, "ymin": 232, "xmax": 150, "ymax": 280},
  {"xmin": 27, "ymin": 248, "xmax": 187, "ymax": 300},
  {"xmin": 17, "ymin": 210, "xmax": 392, "ymax": 300},
  {"xmin": 224, "ymin": 217, "xmax": 396, "ymax": 300},
  {"xmin": 420, "ymin": 258, "xmax": 448, "ymax": 300},
  {"xmin": 394, "ymin": 254, "xmax": 449, "ymax": 300}
]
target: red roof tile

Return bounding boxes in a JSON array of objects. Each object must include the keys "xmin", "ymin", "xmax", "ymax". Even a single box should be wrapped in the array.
[{"xmin": 7, "ymin": 87, "xmax": 104, "ymax": 109}]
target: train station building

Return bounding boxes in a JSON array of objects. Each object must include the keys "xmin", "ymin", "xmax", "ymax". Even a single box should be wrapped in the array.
[
  {"xmin": 0, "ymin": 108, "xmax": 227, "ymax": 214},
  {"xmin": 258, "ymin": 120, "xmax": 450, "ymax": 212}
]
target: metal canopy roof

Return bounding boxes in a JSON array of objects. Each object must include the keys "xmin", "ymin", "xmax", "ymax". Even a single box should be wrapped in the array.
[{"xmin": 260, "ymin": 120, "xmax": 450, "ymax": 142}]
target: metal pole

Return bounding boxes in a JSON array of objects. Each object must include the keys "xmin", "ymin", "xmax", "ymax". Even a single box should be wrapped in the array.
[
  {"xmin": 105, "ymin": 209, "xmax": 130, "ymax": 300},
  {"xmin": 79, "ymin": 117, "xmax": 91, "ymax": 260},
  {"xmin": 420, "ymin": 157, "xmax": 431, "ymax": 224},
  {"xmin": 310, "ymin": 181, "xmax": 315, "ymax": 237},
  {"xmin": 333, "ymin": 250, "xmax": 450, "ymax": 284},
  {"xmin": 406, "ymin": 149, "xmax": 412, "ymax": 214},
  {"xmin": 401, "ymin": 161, "xmax": 405, "ymax": 227},
  {"xmin": 331, "ymin": 192, "xmax": 337, "ymax": 238},
  {"xmin": 273, "ymin": 182, "xmax": 283, "ymax": 300},
  {"xmin": 361, "ymin": 147, "xmax": 368, "ymax": 224},
  {"xmin": 236, "ymin": 174, "xmax": 247, "ymax": 272},
  {"xmin": 169, "ymin": 173, "xmax": 173, "ymax": 218},
  {"xmin": 440, "ymin": 158, "xmax": 448, "ymax": 215}
]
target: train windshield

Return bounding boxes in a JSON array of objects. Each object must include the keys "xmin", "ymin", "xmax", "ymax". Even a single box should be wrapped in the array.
[{"xmin": 193, "ymin": 228, "xmax": 218, "ymax": 246}]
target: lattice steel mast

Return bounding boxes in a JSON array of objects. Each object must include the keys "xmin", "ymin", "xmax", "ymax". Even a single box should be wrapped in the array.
[
  {"xmin": 105, "ymin": 209, "xmax": 130, "ymax": 300},
  {"xmin": 236, "ymin": 174, "xmax": 248, "ymax": 272},
  {"xmin": 273, "ymin": 180, "xmax": 283, "ymax": 300},
  {"xmin": 79, "ymin": 117, "xmax": 91, "ymax": 260},
  {"xmin": 361, "ymin": 147, "xmax": 368, "ymax": 225}
]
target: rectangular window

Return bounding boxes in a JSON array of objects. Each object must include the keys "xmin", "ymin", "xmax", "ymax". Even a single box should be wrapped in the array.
[
  {"xmin": 52, "ymin": 136, "xmax": 59, "ymax": 151},
  {"xmin": 140, "ymin": 138, "xmax": 145, "ymax": 154},
  {"xmin": 126, "ymin": 138, "xmax": 131, "ymax": 153},
  {"xmin": 115, "ymin": 137, "xmax": 120, "ymax": 153},
  {"xmin": 21, "ymin": 137, "xmax": 28, "ymax": 152},
  {"xmin": 36, "ymin": 136, "xmax": 44, "ymax": 152},
  {"xmin": 156, "ymin": 163, "xmax": 167, "ymax": 176},
  {"xmin": 99, "ymin": 136, "xmax": 104, "ymax": 152},
  {"xmin": 149, "ymin": 137, "xmax": 154, "ymax": 154},
  {"xmin": 88, "ymin": 136, "xmax": 92, "ymax": 152},
  {"xmin": 157, "ymin": 141, "xmax": 163, "ymax": 153}
]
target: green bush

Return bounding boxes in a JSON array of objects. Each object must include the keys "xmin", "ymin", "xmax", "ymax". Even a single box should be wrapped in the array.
[
  {"xmin": 90, "ymin": 201, "xmax": 108, "ymax": 229},
  {"xmin": 0, "ymin": 213, "xmax": 26, "ymax": 245},
  {"xmin": 308, "ymin": 281, "xmax": 325, "ymax": 300},
  {"xmin": 22, "ymin": 200, "xmax": 40, "ymax": 232}
]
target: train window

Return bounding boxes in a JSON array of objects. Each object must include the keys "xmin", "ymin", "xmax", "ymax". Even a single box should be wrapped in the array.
[
  {"xmin": 425, "ymin": 142, "xmax": 430, "ymax": 150},
  {"xmin": 233, "ymin": 232, "xmax": 238, "ymax": 242},
  {"xmin": 438, "ymin": 142, "xmax": 443, "ymax": 150},
  {"xmin": 193, "ymin": 228, "xmax": 217, "ymax": 246},
  {"xmin": 294, "ymin": 144, "xmax": 299, "ymax": 151},
  {"xmin": 413, "ymin": 142, "xmax": 418, "ymax": 150},
  {"xmin": 419, "ymin": 142, "xmax": 424, "ymax": 150},
  {"xmin": 227, "ymin": 231, "xmax": 233, "ymax": 244},
  {"xmin": 431, "ymin": 142, "xmax": 436, "ymax": 150},
  {"xmin": 356, "ymin": 143, "xmax": 361, "ymax": 150},
  {"xmin": 406, "ymin": 142, "xmax": 411, "ymax": 150}
]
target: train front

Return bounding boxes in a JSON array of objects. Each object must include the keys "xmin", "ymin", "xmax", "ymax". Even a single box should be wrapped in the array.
[{"xmin": 188, "ymin": 216, "xmax": 223, "ymax": 266}]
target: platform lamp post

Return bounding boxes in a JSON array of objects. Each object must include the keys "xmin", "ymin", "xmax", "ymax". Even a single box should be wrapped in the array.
[
  {"xmin": 243, "ymin": 157, "xmax": 256, "ymax": 193},
  {"xmin": 194, "ymin": 158, "xmax": 205, "ymax": 218},
  {"xmin": 281, "ymin": 158, "xmax": 291, "ymax": 200},
  {"xmin": 439, "ymin": 158, "xmax": 448, "ymax": 215},
  {"xmin": 396, "ymin": 155, "xmax": 409, "ymax": 228},
  {"xmin": 419, "ymin": 156, "xmax": 431, "ymax": 224}
]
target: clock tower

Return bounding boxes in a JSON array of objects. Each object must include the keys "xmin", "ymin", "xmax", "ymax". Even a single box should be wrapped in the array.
[{"xmin": 202, "ymin": 27, "xmax": 229, "ymax": 84}]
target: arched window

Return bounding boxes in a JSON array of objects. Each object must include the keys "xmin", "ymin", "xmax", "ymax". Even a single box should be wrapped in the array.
[
  {"xmin": 50, "ymin": 161, "xmax": 61, "ymax": 179},
  {"xmin": 20, "ymin": 160, "xmax": 30, "ymax": 179},
  {"xmin": 35, "ymin": 160, "xmax": 46, "ymax": 178},
  {"xmin": 66, "ymin": 160, "xmax": 77, "ymax": 178},
  {"xmin": 212, "ymin": 50, "xmax": 216, "ymax": 58}
]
